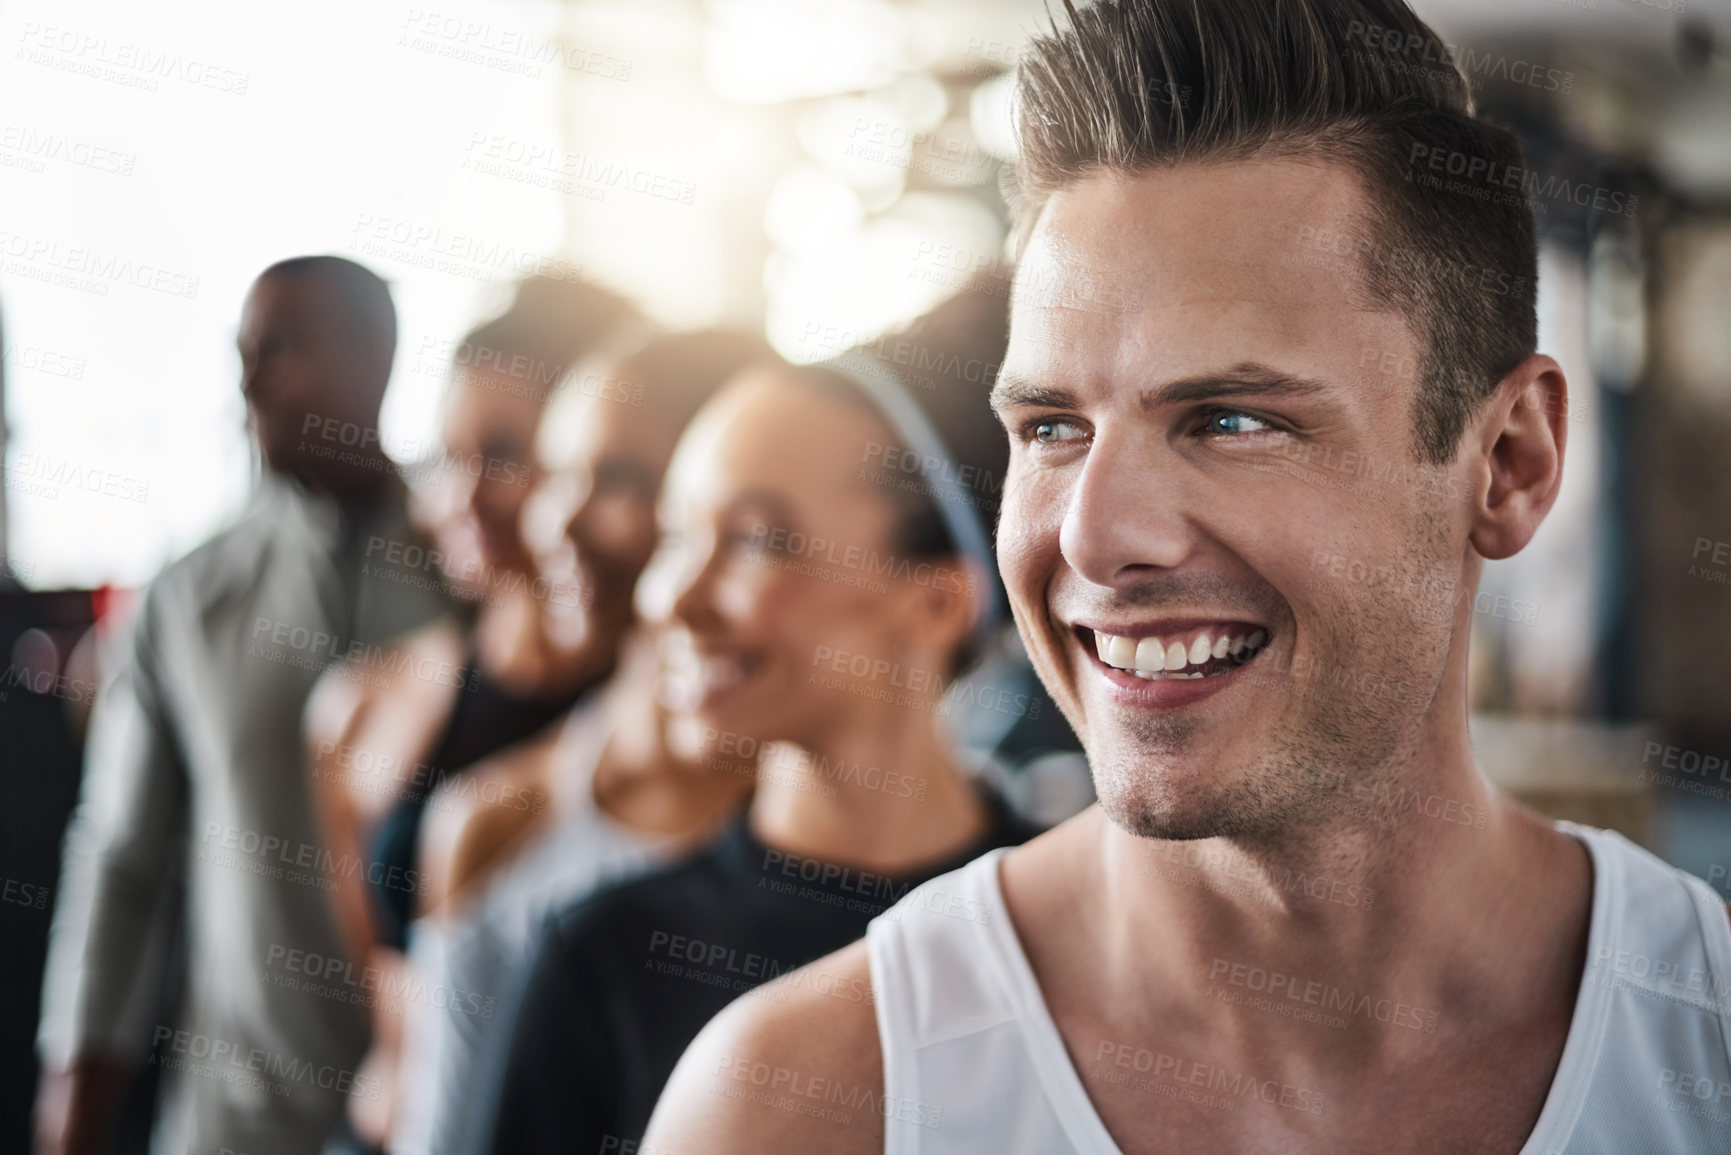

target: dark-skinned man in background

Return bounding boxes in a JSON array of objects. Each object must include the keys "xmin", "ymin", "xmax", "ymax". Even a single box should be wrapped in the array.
[{"xmin": 35, "ymin": 257, "xmax": 446, "ymax": 1155}]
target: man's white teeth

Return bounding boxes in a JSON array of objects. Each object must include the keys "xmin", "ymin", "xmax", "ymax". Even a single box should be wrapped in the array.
[{"xmin": 1091, "ymin": 626, "xmax": 1270, "ymax": 678}]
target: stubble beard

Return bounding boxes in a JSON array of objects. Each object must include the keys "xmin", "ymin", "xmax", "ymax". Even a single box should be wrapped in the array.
[{"xmin": 1087, "ymin": 539, "xmax": 1458, "ymax": 850}]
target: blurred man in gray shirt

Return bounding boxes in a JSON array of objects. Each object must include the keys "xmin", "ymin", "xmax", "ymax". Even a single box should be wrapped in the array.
[{"xmin": 34, "ymin": 256, "xmax": 446, "ymax": 1155}]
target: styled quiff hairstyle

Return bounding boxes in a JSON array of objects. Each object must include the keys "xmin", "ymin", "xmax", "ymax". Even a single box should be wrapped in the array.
[{"xmin": 1012, "ymin": 0, "xmax": 1539, "ymax": 464}]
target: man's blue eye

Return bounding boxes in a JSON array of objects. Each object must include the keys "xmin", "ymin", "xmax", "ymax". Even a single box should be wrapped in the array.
[
  {"xmin": 1206, "ymin": 411, "xmax": 1272, "ymax": 436},
  {"xmin": 1032, "ymin": 421, "xmax": 1080, "ymax": 443}
]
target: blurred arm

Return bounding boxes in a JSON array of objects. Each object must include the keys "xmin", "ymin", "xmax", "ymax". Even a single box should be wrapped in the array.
[
  {"xmin": 34, "ymin": 595, "xmax": 189, "ymax": 1155},
  {"xmin": 32, "ymin": 1053, "xmax": 129, "ymax": 1155},
  {"xmin": 416, "ymin": 737, "xmax": 552, "ymax": 922},
  {"xmin": 303, "ymin": 670, "xmax": 382, "ymax": 965}
]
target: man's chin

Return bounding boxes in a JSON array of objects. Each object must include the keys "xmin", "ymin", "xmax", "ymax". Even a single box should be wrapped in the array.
[
  {"xmin": 1097, "ymin": 796, "xmax": 1234, "ymax": 842},
  {"xmin": 1087, "ymin": 743, "xmax": 1254, "ymax": 841}
]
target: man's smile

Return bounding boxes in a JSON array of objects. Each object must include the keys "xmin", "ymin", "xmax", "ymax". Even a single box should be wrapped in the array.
[
  {"xmin": 1069, "ymin": 619, "xmax": 1275, "ymax": 707},
  {"xmin": 1082, "ymin": 622, "xmax": 1271, "ymax": 678}
]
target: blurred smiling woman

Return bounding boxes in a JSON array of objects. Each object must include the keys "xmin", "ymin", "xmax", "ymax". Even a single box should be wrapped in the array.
[{"xmin": 474, "ymin": 288, "xmax": 1043, "ymax": 1155}]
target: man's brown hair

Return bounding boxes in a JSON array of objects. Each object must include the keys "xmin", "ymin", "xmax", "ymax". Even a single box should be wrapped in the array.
[{"xmin": 1012, "ymin": 0, "xmax": 1538, "ymax": 464}]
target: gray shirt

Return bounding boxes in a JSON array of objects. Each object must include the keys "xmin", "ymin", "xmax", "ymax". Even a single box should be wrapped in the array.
[{"xmin": 38, "ymin": 472, "xmax": 445, "ymax": 1155}]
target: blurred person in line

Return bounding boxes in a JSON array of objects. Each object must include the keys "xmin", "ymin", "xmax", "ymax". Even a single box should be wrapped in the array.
[
  {"xmin": 383, "ymin": 332, "xmax": 775, "ymax": 1155},
  {"xmin": 303, "ymin": 277, "xmax": 639, "ymax": 1153},
  {"xmin": 648, "ymin": 1, "xmax": 1731, "ymax": 1153},
  {"xmin": 34, "ymin": 256, "xmax": 448, "ymax": 1155},
  {"xmin": 473, "ymin": 289, "xmax": 1045, "ymax": 1155}
]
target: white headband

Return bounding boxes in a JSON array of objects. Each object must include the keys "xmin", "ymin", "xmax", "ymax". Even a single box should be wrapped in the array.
[{"xmin": 820, "ymin": 350, "xmax": 1005, "ymax": 643}]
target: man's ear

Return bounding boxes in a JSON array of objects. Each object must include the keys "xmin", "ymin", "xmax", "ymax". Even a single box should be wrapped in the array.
[{"xmin": 1468, "ymin": 354, "xmax": 1569, "ymax": 562}]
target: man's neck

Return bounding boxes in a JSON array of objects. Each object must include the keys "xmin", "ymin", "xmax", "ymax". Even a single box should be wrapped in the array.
[{"xmin": 1013, "ymin": 763, "xmax": 1592, "ymax": 1076}]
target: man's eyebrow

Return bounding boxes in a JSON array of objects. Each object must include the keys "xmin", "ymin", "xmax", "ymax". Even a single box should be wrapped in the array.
[
  {"xmin": 1143, "ymin": 364, "xmax": 1330, "ymax": 409},
  {"xmin": 989, "ymin": 375, "xmax": 1081, "ymax": 411},
  {"xmin": 990, "ymin": 364, "xmax": 1330, "ymax": 412}
]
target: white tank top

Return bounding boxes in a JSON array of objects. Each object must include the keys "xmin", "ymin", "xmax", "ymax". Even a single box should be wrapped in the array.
[{"xmin": 867, "ymin": 821, "xmax": 1731, "ymax": 1154}]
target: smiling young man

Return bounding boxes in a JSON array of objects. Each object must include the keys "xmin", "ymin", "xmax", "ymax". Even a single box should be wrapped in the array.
[{"xmin": 643, "ymin": 2, "xmax": 1731, "ymax": 1153}]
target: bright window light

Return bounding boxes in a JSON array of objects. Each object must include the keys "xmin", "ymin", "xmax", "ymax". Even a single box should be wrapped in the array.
[{"xmin": 1, "ymin": 0, "xmax": 570, "ymax": 589}]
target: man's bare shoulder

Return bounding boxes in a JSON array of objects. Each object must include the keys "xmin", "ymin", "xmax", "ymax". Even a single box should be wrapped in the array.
[{"xmin": 644, "ymin": 938, "xmax": 884, "ymax": 1155}]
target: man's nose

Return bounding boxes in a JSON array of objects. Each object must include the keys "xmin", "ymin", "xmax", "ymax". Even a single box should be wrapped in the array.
[{"xmin": 1058, "ymin": 430, "xmax": 1195, "ymax": 588}]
